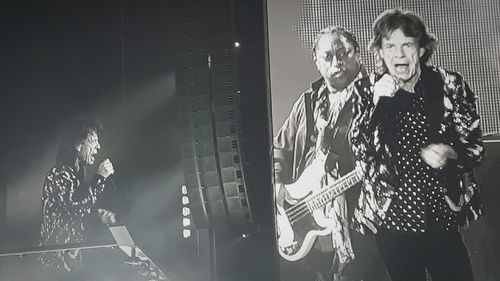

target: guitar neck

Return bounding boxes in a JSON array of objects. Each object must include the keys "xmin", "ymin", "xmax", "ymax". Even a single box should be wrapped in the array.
[{"xmin": 305, "ymin": 169, "xmax": 361, "ymax": 211}]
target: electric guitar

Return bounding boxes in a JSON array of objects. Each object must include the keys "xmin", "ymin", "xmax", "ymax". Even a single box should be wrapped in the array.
[{"xmin": 276, "ymin": 166, "xmax": 363, "ymax": 262}]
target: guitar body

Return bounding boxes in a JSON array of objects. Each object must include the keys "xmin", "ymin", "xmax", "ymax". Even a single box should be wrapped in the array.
[
  {"xmin": 276, "ymin": 166, "xmax": 361, "ymax": 262},
  {"xmin": 277, "ymin": 203, "xmax": 332, "ymax": 261},
  {"xmin": 276, "ymin": 101, "xmax": 359, "ymax": 262}
]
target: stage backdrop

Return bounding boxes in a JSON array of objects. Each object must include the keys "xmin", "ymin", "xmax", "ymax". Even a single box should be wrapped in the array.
[
  {"xmin": 268, "ymin": 0, "xmax": 500, "ymax": 135},
  {"xmin": 266, "ymin": 0, "xmax": 500, "ymax": 280}
]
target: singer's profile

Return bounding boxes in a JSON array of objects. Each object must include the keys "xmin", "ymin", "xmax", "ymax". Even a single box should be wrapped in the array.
[{"xmin": 39, "ymin": 118, "xmax": 116, "ymax": 280}]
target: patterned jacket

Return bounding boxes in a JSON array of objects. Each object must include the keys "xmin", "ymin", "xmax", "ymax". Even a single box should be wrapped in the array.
[
  {"xmin": 39, "ymin": 163, "xmax": 106, "ymax": 272},
  {"xmin": 350, "ymin": 65, "xmax": 485, "ymax": 233},
  {"xmin": 274, "ymin": 76, "xmax": 361, "ymax": 264}
]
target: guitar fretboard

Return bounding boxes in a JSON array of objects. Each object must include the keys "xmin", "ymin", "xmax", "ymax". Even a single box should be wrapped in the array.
[
  {"xmin": 305, "ymin": 169, "xmax": 362, "ymax": 212},
  {"xmin": 284, "ymin": 169, "xmax": 363, "ymax": 225}
]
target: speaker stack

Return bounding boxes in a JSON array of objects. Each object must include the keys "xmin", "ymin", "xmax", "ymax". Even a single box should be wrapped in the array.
[{"xmin": 175, "ymin": 47, "xmax": 252, "ymax": 229}]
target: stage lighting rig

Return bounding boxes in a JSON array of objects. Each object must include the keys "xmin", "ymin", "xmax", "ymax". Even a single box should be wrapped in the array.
[{"xmin": 181, "ymin": 185, "xmax": 193, "ymax": 238}]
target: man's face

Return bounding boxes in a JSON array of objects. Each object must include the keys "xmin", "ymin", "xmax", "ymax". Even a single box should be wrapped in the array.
[
  {"xmin": 76, "ymin": 131, "xmax": 100, "ymax": 166},
  {"xmin": 378, "ymin": 28, "xmax": 425, "ymax": 82},
  {"xmin": 314, "ymin": 33, "xmax": 360, "ymax": 91}
]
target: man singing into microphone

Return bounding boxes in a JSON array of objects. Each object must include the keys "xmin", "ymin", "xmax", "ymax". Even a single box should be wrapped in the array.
[
  {"xmin": 351, "ymin": 9, "xmax": 485, "ymax": 281},
  {"xmin": 40, "ymin": 118, "xmax": 116, "ymax": 278}
]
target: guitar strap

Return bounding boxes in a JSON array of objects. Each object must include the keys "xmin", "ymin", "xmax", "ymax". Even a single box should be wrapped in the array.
[
  {"xmin": 325, "ymin": 94, "xmax": 355, "ymax": 173},
  {"xmin": 323, "ymin": 93, "xmax": 357, "ymax": 265}
]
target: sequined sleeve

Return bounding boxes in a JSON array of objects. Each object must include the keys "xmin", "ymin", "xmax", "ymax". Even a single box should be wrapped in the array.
[
  {"xmin": 350, "ymin": 80, "xmax": 376, "ymax": 168},
  {"xmin": 41, "ymin": 166, "xmax": 107, "ymax": 234},
  {"xmin": 350, "ymin": 78, "xmax": 395, "ymax": 233},
  {"xmin": 40, "ymin": 165, "xmax": 107, "ymax": 271},
  {"xmin": 441, "ymin": 70, "xmax": 485, "ymax": 171},
  {"xmin": 49, "ymin": 168, "xmax": 105, "ymax": 211}
]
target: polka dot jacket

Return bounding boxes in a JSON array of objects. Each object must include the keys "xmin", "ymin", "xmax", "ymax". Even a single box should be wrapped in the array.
[{"xmin": 349, "ymin": 65, "xmax": 485, "ymax": 234}]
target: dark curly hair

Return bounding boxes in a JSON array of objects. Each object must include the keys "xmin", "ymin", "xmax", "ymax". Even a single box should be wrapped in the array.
[
  {"xmin": 56, "ymin": 118, "xmax": 102, "ymax": 166},
  {"xmin": 369, "ymin": 9, "xmax": 438, "ymax": 75}
]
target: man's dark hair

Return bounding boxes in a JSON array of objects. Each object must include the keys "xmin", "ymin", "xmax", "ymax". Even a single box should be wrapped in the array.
[
  {"xmin": 312, "ymin": 25, "xmax": 360, "ymax": 60},
  {"xmin": 369, "ymin": 9, "xmax": 438, "ymax": 74},
  {"xmin": 56, "ymin": 118, "xmax": 102, "ymax": 165}
]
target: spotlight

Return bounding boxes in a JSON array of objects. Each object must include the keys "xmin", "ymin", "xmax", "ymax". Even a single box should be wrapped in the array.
[
  {"xmin": 182, "ymin": 217, "xmax": 191, "ymax": 227},
  {"xmin": 234, "ymin": 41, "xmax": 240, "ymax": 48},
  {"xmin": 181, "ymin": 184, "xmax": 193, "ymax": 239}
]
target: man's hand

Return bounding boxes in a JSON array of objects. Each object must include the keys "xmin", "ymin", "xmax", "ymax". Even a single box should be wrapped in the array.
[
  {"xmin": 286, "ymin": 158, "xmax": 325, "ymax": 199},
  {"xmin": 373, "ymin": 74, "xmax": 399, "ymax": 105},
  {"xmin": 421, "ymin": 143, "xmax": 458, "ymax": 169},
  {"xmin": 97, "ymin": 208, "xmax": 117, "ymax": 224},
  {"xmin": 97, "ymin": 158, "xmax": 114, "ymax": 179},
  {"xmin": 275, "ymin": 183, "xmax": 298, "ymax": 208}
]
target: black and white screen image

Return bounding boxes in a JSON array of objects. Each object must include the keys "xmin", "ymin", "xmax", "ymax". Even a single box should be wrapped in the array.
[{"xmin": 267, "ymin": 1, "xmax": 500, "ymax": 281}]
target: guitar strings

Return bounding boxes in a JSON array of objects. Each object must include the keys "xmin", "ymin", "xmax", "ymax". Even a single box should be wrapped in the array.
[
  {"xmin": 286, "ymin": 185, "xmax": 334, "ymax": 224},
  {"xmin": 284, "ymin": 171, "xmax": 360, "ymax": 224},
  {"xmin": 285, "ymin": 181, "xmax": 337, "ymax": 223}
]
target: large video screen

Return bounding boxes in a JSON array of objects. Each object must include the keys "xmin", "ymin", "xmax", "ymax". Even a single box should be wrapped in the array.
[{"xmin": 267, "ymin": 1, "xmax": 500, "ymax": 280}]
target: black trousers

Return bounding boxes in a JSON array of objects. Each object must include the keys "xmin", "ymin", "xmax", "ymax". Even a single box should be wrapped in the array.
[
  {"xmin": 280, "ymin": 231, "xmax": 389, "ymax": 281},
  {"xmin": 375, "ymin": 229, "xmax": 474, "ymax": 281},
  {"xmin": 280, "ymin": 248, "xmax": 335, "ymax": 281}
]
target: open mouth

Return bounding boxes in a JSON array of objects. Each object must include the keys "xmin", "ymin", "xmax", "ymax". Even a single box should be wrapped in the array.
[
  {"xmin": 331, "ymin": 69, "xmax": 344, "ymax": 77},
  {"xmin": 394, "ymin": 63, "xmax": 409, "ymax": 72}
]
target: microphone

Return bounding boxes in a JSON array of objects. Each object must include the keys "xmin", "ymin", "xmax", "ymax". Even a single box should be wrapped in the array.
[
  {"xmin": 107, "ymin": 175, "xmax": 118, "ymax": 189},
  {"xmin": 97, "ymin": 150, "xmax": 117, "ymax": 189}
]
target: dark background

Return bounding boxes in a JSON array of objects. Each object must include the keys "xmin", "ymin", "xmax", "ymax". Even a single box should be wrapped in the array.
[{"xmin": 0, "ymin": 1, "xmax": 276, "ymax": 280}]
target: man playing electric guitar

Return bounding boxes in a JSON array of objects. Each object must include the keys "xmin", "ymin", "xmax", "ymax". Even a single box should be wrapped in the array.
[{"xmin": 273, "ymin": 26, "xmax": 389, "ymax": 281}]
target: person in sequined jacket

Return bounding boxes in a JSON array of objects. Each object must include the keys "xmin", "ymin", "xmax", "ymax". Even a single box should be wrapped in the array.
[
  {"xmin": 350, "ymin": 9, "xmax": 485, "ymax": 281},
  {"xmin": 40, "ymin": 118, "xmax": 116, "ymax": 276}
]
